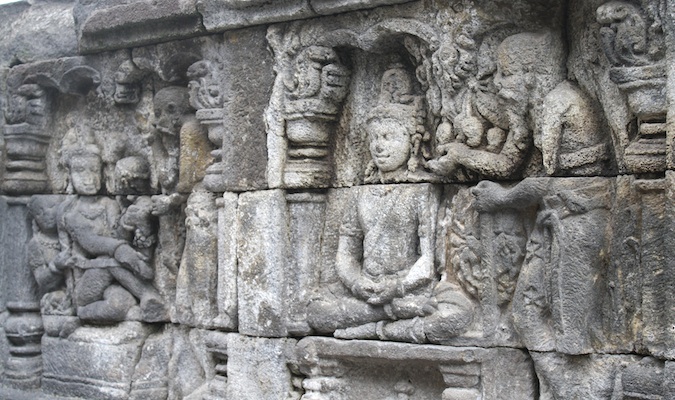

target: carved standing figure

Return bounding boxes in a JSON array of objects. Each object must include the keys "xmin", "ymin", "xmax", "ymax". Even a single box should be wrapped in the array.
[
  {"xmin": 472, "ymin": 177, "xmax": 612, "ymax": 354},
  {"xmin": 307, "ymin": 66, "xmax": 473, "ymax": 343}
]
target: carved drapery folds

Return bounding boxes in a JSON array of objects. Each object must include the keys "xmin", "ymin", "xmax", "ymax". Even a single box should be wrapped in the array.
[{"xmin": 1, "ymin": 0, "xmax": 675, "ymax": 399}]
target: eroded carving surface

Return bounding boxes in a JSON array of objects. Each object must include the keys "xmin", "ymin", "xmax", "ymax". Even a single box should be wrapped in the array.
[{"xmin": 1, "ymin": 0, "xmax": 674, "ymax": 399}]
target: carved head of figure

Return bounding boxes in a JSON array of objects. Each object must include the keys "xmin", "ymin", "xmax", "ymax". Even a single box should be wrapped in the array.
[
  {"xmin": 153, "ymin": 86, "xmax": 192, "ymax": 138},
  {"xmin": 28, "ymin": 195, "xmax": 63, "ymax": 235},
  {"xmin": 114, "ymin": 156, "xmax": 151, "ymax": 194},
  {"xmin": 114, "ymin": 61, "xmax": 145, "ymax": 105},
  {"xmin": 364, "ymin": 64, "xmax": 427, "ymax": 183},
  {"xmin": 62, "ymin": 145, "xmax": 103, "ymax": 195},
  {"xmin": 493, "ymin": 31, "xmax": 564, "ymax": 109}
]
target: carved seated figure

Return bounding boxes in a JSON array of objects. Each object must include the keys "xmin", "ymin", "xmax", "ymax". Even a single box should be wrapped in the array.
[
  {"xmin": 55, "ymin": 144, "xmax": 167, "ymax": 324},
  {"xmin": 307, "ymin": 66, "xmax": 473, "ymax": 343}
]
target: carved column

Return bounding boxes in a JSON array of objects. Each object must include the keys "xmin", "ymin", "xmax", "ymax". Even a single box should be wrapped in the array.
[
  {"xmin": 281, "ymin": 46, "xmax": 350, "ymax": 189},
  {"xmin": 597, "ymin": 1, "xmax": 668, "ymax": 174},
  {"xmin": 204, "ymin": 331, "xmax": 229, "ymax": 400},
  {"xmin": 297, "ymin": 360, "xmax": 345, "ymax": 400},
  {"xmin": 188, "ymin": 60, "xmax": 228, "ymax": 192},
  {"xmin": 1, "ymin": 197, "xmax": 43, "ymax": 389},
  {"xmin": 438, "ymin": 363, "xmax": 482, "ymax": 400},
  {"xmin": 2, "ymin": 84, "xmax": 51, "ymax": 194}
]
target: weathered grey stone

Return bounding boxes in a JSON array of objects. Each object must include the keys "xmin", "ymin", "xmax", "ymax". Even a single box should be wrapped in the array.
[
  {"xmin": 77, "ymin": 0, "xmax": 206, "ymax": 54},
  {"xmin": 0, "ymin": 1, "xmax": 77, "ymax": 68},
  {"xmin": 174, "ymin": 190, "xmax": 219, "ymax": 328},
  {"xmin": 42, "ymin": 322, "xmax": 153, "ymax": 399},
  {"xmin": 215, "ymin": 192, "xmax": 238, "ymax": 330},
  {"xmin": 129, "ymin": 326, "xmax": 172, "ymax": 400},
  {"xmin": 198, "ymin": 0, "xmax": 313, "ymax": 33},
  {"xmin": 167, "ymin": 326, "xmax": 213, "ymax": 400},
  {"xmin": 210, "ymin": 26, "xmax": 273, "ymax": 191},
  {"xmin": 237, "ymin": 189, "xmax": 290, "ymax": 337},
  {"xmin": 224, "ymin": 333, "xmax": 296, "ymax": 400},
  {"xmin": 293, "ymin": 337, "xmax": 537, "ymax": 399},
  {"xmin": 2, "ymin": 0, "xmax": 675, "ymax": 399}
]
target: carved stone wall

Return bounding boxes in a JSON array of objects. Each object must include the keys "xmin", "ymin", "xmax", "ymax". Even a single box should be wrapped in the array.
[{"xmin": 1, "ymin": 0, "xmax": 674, "ymax": 399}]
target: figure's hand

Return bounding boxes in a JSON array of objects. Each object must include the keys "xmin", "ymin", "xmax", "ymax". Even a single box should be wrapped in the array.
[
  {"xmin": 53, "ymin": 251, "xmax": 72, "ymax": 270},
  {"xmin": 352, "ymin": 278, "xmax": 378, "ymax": 302},
  {"xmin": 365, "ymin": 281, "xmax": 398, "ymax": 306},
  {"xmin": 351, "ymin": 278, "xmax": 396, "ymax": 305},
  {"xmin": 401, "ymin": 254, "xmax": 434, "ymax": 292},
  {"xmin": 151, "ymin": 193, "xmax": 183, "ymax": 216},
  {"xmin": 114, "ymin": 244, "xmax": 153, "ymax": 280},
  {"xmin": 426, "ymin": 143, "xmax": 467, "ymax": 176},
  {"xmin": 470, "ymin": 180, "xmax": 508, "ymax": 212}
]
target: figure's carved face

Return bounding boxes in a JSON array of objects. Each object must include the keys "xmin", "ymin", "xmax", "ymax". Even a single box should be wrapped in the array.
[
  {"xmin": 153, "ymin": 87, "xmax": 190, "ymax": 137},
  {"xmin": 368, "ymin": 118, "xmax": 411, "ymax": 173},
  {"xmin": 493, "ymin": 59, "xmax": 528, "ymax": 104},
  {"xmin": 69, "ymin": 155, "xmax": 102, "ymax": 195},
  {"xmin": 29, "ymin": 196, "xmax": 61, "ymax": 233},
  {"xmin": 114, "ymin": 82, "xmax": 139, "ymax": 104}
]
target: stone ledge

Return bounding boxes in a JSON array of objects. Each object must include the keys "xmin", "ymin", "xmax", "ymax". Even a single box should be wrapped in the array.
[
  {"xmin": 77, "ymin": 0, "xmax": 417, "ymax": 54},
  {"xmin": 78, "ymin": 0, "xmax": 206, "ymax": 54}
]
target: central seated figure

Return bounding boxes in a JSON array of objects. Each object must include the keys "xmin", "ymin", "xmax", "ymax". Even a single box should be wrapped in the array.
[{"xmin": 308, "ymin": 65, "xmax": 473, "ymax": 343}]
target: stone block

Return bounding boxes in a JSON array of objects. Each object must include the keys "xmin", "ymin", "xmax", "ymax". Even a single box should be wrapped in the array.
[
  {"xmin": 225, "ymin": 333, "xmax": 296, "ymax": 400},
  {"xmin": 198, "ymin": 0, "xmax": 313, "ymax": 33},
  {"xmin": 215, "ymin": 192, "xmax": 239, "ymax": 330},
  {"xmin": 42, "ymin": 322, "xmax": 153, "ymax": 400},
  {"xmin": 237, "ymin": 189, "xmax": 290, "ymax": 337},
  {"xmin": 77, "ymin": 0, "xmax": 205, "ymax": 53}
]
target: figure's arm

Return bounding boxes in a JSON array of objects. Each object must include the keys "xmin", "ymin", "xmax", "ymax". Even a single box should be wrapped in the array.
[
  {"xmin": 429, "ymin": 109, "xmax": 531, "ymax": 180},
  {"xmin": 398, "ymin": 186, "xmax": 437, "ymax": 296},
  {"xmin": 471, "ymin": 177, "xmax": 552, "ymax": 212},
  {"xmin": 335, "ymin": 190, "xmax": 368, "ymax": 295}
]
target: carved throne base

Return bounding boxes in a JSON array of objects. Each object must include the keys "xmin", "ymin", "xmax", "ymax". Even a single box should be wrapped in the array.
[{"xmin": 292, "ymin": 337, "xmax": 538, "ymax": 400}]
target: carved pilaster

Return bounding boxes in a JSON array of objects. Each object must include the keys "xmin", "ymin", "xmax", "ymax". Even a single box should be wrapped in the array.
[
  {"xmin": 286, "ymin": 191, "xmax": 327, "ymax": 335},
  {"xmin": 1, "ymin": 197, "xmax": 42, "ymax": 389},
  {"xmin": 597, "ymin": 1, "xmax": 668, "ymax": 174}
]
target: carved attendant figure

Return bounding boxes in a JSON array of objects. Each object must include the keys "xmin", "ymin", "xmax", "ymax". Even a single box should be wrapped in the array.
[
  {"xmin": 428, "ymin": 31, "xmax": 608, "ymax": 179},
  {"xmin": 308, "ymin": 66, "xmax": 473, "ymax": 343},
  {"xmin": 472, "ymin": 177, "xmax": 612, "ymax": 354}
]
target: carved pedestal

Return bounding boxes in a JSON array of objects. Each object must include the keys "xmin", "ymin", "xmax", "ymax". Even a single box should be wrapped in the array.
[
  {"xmin": 204, "ymin": 331, "xmax": 229, "ymax": 400},
  {"xmin": 293, "ymin": 337, "xmax": 537, "ymax": 400},
  {"xmin": 42, "ymin": 323, "xmax": 152, "ymax": 400}
]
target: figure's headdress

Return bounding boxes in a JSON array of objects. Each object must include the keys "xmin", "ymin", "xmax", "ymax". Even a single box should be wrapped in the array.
[{"xmin": 365, "ymin": 63, "xmax": 428, "ymax": 173}]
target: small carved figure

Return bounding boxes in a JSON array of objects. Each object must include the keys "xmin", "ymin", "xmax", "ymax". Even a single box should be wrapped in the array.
[
  {"xmin": 472, "ymin": 177, "xmax": 612, "ymax": 354},
  {"xmin": 113, "ymin": 60, "xmax": 146, "ymax": 105},
  {"xmin": 150, "ymin": 86, "xmax": 212, "ymax": 195},
  {"xmin": 27, "ymin": 195, "xmax": 68, "ymax": 304},
  {"xmin": 55, "ymin": 143, "xmax": 167, "ymax": 324},
  {"xmin": 307, "ymin": 67, "xmax": 473, "ymax": 343}
]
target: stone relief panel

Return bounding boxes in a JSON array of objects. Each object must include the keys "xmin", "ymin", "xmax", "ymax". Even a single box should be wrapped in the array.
[
  {"xmin": 264, "ymin": 0, "xmax": 620, "ymax": 190},
  {"xmin": 1, "ymin": 0, "xmax": 675, "ymax": 399}
]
